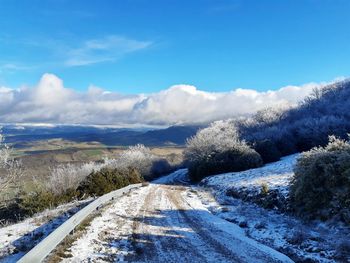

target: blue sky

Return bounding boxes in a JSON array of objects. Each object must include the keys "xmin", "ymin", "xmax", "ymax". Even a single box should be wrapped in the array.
[{"xmin": 0, "ymin": 0, "xmax": 350, "ymax": 93}]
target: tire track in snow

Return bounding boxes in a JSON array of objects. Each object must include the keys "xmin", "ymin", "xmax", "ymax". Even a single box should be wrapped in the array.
[{"xmin": 64, "ymin": 170, "xmax": 293, "ymax": 263}]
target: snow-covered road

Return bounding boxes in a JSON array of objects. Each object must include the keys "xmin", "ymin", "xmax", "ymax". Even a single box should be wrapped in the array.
[{"xmin": 63, "ymin": 170, "xmax": 293, "ymax": 263}]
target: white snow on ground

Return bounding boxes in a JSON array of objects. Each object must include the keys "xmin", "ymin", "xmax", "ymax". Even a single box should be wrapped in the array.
[
  {"xmin": 61, "ymin": 187, "xmax": 150, "ymax": 262},
  {"xmin": 0, "ymin": 199, "xmax": 91, "ymax": 263},
  {"xmin": 62, "ymin": 170, "xmax": 293, "ymax": 263},
  {"xmin": 197, "ymin": 155, "xmax": 350, "ymax": 262},
  {"xmin": 202, "ymin": 154, "xmax": 298, "ymax": 197}
]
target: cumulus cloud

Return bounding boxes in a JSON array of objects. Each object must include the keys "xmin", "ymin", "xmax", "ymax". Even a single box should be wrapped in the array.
[{"xmin": 0, "ymin": 73, "xmax": 337, "ymax": 126}]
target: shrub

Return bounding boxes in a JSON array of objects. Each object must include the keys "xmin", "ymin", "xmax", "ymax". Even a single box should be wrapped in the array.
[
  {"xmin": 18, "ymin": 189, "xmax": 56, "ymax": 216},
  {"xmin": 185, "ymin": 120, "xmax": 240, "ymax": 164},
  {"xmin": 150, "ymin": 158, "xmax": 172, "ymax": 178},
  {"xmin": 46, "ymin": 162, "xmax": 107, "ymax": 196},
  {"xmin": 77, "ymin": 167, "xmax": 142, "ymax": 196},
  {"xmin": 290, "ymin": 136, "xmax": 350, "ymax": 223},
  {"xmin": 17, "ymin": 183, "xmax": 78, "ymax": 217},
  {"xmin": 185, "ymin": 121, "xmax": 263, "ymax": 181},
  {"xmin": 253, "ymin": 140, "xmax": 282, "ymax": 163},
  {"xmin": 109, "ymin": 144, "xmax": 173, "ymax": 180}
]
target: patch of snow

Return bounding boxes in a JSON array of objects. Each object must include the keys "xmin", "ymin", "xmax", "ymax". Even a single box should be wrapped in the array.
[{"xmin": 202, "ymin": 154, "xmax": 298, "ymax": 198}]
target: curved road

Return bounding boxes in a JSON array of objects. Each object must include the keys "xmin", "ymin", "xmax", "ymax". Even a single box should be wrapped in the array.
[{"xmin": 64, "ymin": 170, "xmax": 293, "ymax": 263}]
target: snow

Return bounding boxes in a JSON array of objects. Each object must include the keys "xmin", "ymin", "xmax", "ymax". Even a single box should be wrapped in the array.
[
  {"xmin": 62, "ymin": 170, "xmax": 293, "ymax": 262},
  {"xmin": 61, "ymin": 187, "xmax": 150, "ymax": 262},
  {"xmin": 197, "ymin": 154, "xmax": 350, "ymax": 262},
  {"xmin": 202, "ymin": 154, "xmax": 298, "ymax": 198},
  {"xmin": 0, "ymin": 199, "xmax": 91, "ymax": 263}
]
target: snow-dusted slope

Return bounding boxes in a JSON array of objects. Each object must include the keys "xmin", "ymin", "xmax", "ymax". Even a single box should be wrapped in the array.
[
  {"xmin": 198, "ymin": 155, "xmax": 350, "ymax": 262},
  {"xmin": 202, "ymin": 154, "xmax": 298, "ymax": 198},
  {"xmin": 0, "ymin": 199, "xmax": 91, "ymax": 263}
]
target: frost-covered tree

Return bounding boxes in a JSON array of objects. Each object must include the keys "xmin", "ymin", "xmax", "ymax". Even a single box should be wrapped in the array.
[
  {"xmin": 185, "ymin": 121, "xmax": 262, "ymax": 180},
  {"xmin": 235, "ymin": 79, "xmax": 350, "ymax": 158},
  {"xmin": 0, "ymin": 130, "xmax": 23, "ymax": 198},
  {"xmin": 185, "ymin": 120, "xmax": 240, "ymax": 162}
]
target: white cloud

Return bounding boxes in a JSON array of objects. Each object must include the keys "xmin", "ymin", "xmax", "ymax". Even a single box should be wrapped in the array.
[
  {"xmin": 65, "ymin": 36, "xmax": 152, "ymax": 66},
  {"xmin": 0, "ymin": 63, "xmax": 34, "ymax": 74},
  {"xmin": 0, "ymin": 73, "xmax": 338, "ymax": 126}
]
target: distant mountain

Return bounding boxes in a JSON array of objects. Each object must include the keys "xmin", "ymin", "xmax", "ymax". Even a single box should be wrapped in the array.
[{"xmin": 2, "ymin": 124, "xmax": 202, "ymax": 147}]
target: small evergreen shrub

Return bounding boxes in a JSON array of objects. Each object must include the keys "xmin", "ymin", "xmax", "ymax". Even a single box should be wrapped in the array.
[
  {"xmin": 77, "ymin": 167, "xmax": 142, "ymax": 196},
  {"xmin": 290, "ymin": 136, "xmax": 350, "ymax": 223},
  {"xmin": 17, "ymin": 187, "xmax": 78, "ymax": 216}
]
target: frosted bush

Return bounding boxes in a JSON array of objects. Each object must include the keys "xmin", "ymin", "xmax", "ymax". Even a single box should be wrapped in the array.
[
  {"xmin": 46, "ymin": 144, "xmax": 172, "ymax": 196},
  {"xmin": 46, "ymin": 161, "xmax": 107, "ymax": 195},
  {"xmin": 185, "ymin": 121, "xmax": 262, "ymax": 180},
  {"xmin": 112, "ymin": 144, "xmax": 171, "ymax": 180},
  {"xmin": 290, "ymin": 135, "xmax": 350, "ymax": 223},
  {"xmin": 185, "ymin": 120, "xmax": 240, "ymax": 162}
]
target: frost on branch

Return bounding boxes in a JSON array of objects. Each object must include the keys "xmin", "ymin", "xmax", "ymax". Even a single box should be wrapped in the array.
[{"xmin": 0, "ymin": 130, "xmax": 23, "ymax": 199}]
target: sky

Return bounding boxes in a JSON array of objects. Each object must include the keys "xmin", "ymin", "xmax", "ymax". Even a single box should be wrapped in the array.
[{"xmin": 0, "ymin": 0, "xmax": 349, "ymax": 125}]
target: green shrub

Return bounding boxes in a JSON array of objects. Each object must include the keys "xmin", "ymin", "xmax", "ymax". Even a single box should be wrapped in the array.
[
  {"xmin": 18, "ymin": 189, "xmax": 56, "ymax": 216},
  {"xmin": 290, "ymin": 136, "xmax": 350, "ymax": 223},
  {"xmin": 77, "ymin": 167, "xmax": 143, "ymax": 196},
  {"xmin": 17, "ymin": 187, "xmax": 78, "ymax": 216}
]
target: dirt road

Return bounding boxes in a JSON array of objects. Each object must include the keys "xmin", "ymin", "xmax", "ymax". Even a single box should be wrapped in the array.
[{"xmin": 64, "ymin": 170, "xmax": 293, "ymax": 262}]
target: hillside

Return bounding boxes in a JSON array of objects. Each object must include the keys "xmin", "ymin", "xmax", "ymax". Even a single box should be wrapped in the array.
[{"xmin": 238, "ymin": 79, "xmax": 350, "ymax": 156}]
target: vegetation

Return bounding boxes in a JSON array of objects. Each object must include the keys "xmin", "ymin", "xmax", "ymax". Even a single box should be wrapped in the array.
[
  {"xmin": 77, "ymin": 167, "xmax": 142, "ymax": 196},
  {"xmin": 1, "ymin": 142, "xmax": 174, "ymax": 219},
  {"xmin": 0, "ymin": 130, "xmax": 24, "ymax": 201},
  {"xmin": 46, "ymin": 162, "xmax": 108, "ymax": 196},
  {"xmin": 185, "ymin": 121, "xmax": 263, "ymax": 180},
  {"xmin": 114, "ymin": 144, "xmax": 173, "ymax": 180},
  {"xmin": 290, "ymin": 136, "xmax": 350, "ymax": 223},
  {"xmin": 238, "ymin": 80, "xmax": 350, "ymax": 158},
  {"xmin": 185, "ymin": 80, "xmax": 350, "ymax": 181}
]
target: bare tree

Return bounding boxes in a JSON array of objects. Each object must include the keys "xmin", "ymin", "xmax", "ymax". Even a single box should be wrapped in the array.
[{"xmin": 0, "ymin": 129, "xmax": 24, "ymax": 199}]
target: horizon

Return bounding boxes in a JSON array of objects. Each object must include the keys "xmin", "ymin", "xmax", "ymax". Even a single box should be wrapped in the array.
[
  {"xmin": 1, "ymin": 0, "xmax": 350, "ymax": 125},
  {"xmin": 0, "ymin": 73, "xmax": 345, "ymax": 126}
]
